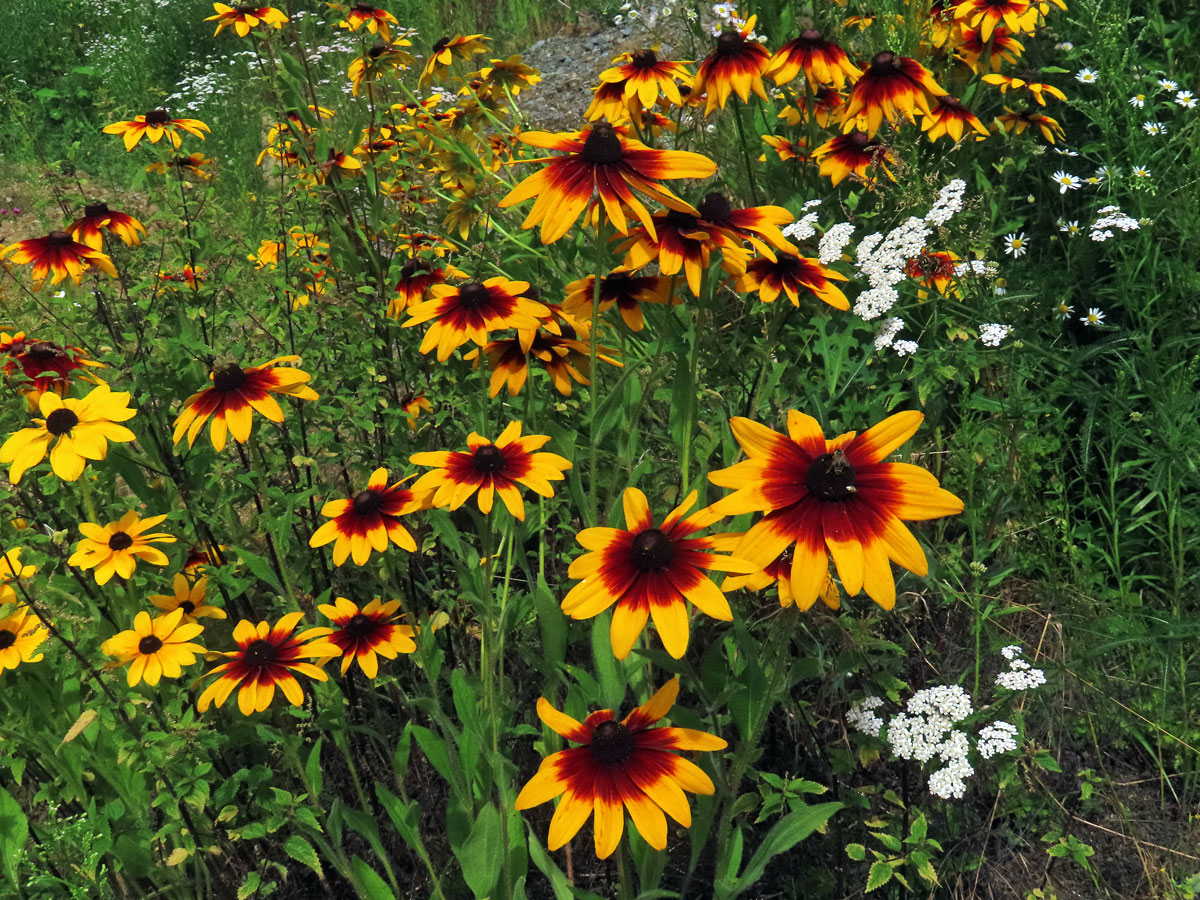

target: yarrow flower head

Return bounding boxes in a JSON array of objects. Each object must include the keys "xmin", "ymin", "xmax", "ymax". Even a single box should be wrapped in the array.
[
  {"xmin": 977, "ymin": 721, "xmax": 1019, "ymax": 758},
  {"xmin": 995, "ymin": 645, "xmax": 1047, "ymax": 690},
  {"xmin": 846, "ymin": 696, "xmax": 885, "ymax": 736},
  {"xmin": 979, "ymin": 323, "xmax": 1012, "ymax": 346}
]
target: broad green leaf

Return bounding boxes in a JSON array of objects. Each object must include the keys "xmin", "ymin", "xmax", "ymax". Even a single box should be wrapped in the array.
[
  {"xmin": 865, "ymin": 860, "xmax": 893, "ymax": 892},
  {"xmin": 454, "ymin": 802, "xmax": 503, "ymax": 899},
  {"xmin": 845, "ymin": 842, "xmax": 867, "ymax": 861},
  {"xmin": 728, "ymin": 803, "xmax": 842, "ymax": 897},
  {"xmin": 305, "ymin": 738, "xmax": 324, "ymax": 798},
  {"xmin": 351, "ymin": 856, "xmax": 397, "ymax": 900},
  {"xmin": 284, "ymin": 834, "xmax": 323, "ymax": 879},
  {"xmin": 237, "ymin": 872, "xmax": 261, "ymax": 899}
]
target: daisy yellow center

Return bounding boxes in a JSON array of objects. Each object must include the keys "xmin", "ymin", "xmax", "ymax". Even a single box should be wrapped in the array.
[
  {"xmin": 138, "ymin": 635, "xmax": 163, "ymax": 654},
  {"xmin": 716, "ymin": 30, "xmax": 744, "ymax": 54},
  {"xmin": 698, "ymin": 191, "xmax": 733, "ymax": 223},
  {"xmin": 45, "ymin": 408, "xmax": 79, "ymax": 436},
  {"xmin": 352, "ymin": 490, "xmax": 385, "ymax": 515},
  {"xmin": 108, "ymin": 531, "xmax": 134, "ymax": 551},
  {"xmin": 144, "ymin": 109, "xmax": 171, "ymax": 126},
  {"xmin": 457, "ymin": 282, "xmax": 491, "ymax": 309},
  {"xmin": 631, "ymin": 48, "xmax": 658, "ymax": 69},
  {"xmin": 48, "ymin": 231, "xmax": 74, "ymax": 246},
  {"xmin": 630, "ymin": 528, "xmax": 675, "ymax": 571},
  {"xmin": 243, "ymin": 639, "xmax": 279, "ymax": 668},
  {"xmin": 590, "ymin": 720, "xmax": 635, "ymax": 764},
  {"xmin": 343, "ymin": 613, "xmax": 377, "ymax": 639},
  {"xmin": 212, "ymin": 363, "xmax": 247, "ymax": 392},
  {"xmin": 472, "ymin": 445, "xmax": 506, "ymax": 474},
  {"xmin": 582, "ymin": 124, "xmax": 623, "ymax": 165},
  {"xmin": 868, "ymin": 50, "xmax": 899, "ymax": 73},
  {"xmin": 805, "ymin": 450, "xmax": 857, "ymax": 501}
]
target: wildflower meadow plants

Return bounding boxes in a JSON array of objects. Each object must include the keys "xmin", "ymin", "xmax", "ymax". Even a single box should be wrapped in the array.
[{"xmin": 0, "ymin": 0, "xmax": 1198, "ymax": 897}]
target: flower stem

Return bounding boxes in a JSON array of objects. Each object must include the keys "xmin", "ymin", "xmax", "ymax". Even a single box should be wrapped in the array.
[{"xmin": 588, "ymin": 223, "xmax": 608, "ymax": 526}]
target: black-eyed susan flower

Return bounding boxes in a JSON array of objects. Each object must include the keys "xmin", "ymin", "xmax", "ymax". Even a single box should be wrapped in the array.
[
  {"xmin": 348, "ymin": 41, "xmax": 415, "ymax": 96},
  {"xmin": 475, "ymin": 56, "xmax": 541, "ymax": 97},
  {"xmin": 920, "ymin": 96, "xmax": 989, "ymax": 142},
  {"xmin": 195, "ymin": 612, "xmax": 339, "ymax": 715},
  {"xmin": 100, "ymin": 609, "xmax": 205, "ymax": 687},
  {"xmin": 1, "ymin": 548, "xmax": 36, "ymax": 607},
  {"xmin": 599, "ymin": 49, "xmax": 692, "ymax": 107},
  {"xmin": 841, "ymin": 51, "xmax": 947, "ymax": 137},
  {"xmin": 0, "ymin": 383, "xmax": 136, "ymax": 483},
  {"xmin": 317, "ymin": 597, "xmax": 416, "ymax": 677},
  {"xmin": 410, "ymin": 421, "xmax": 571, "ymax": 521},
  {"xmin": 812, "ymin": 132, "xmax": 897, "ymax": 186},
  {"xmin": 205, "ymin": 3, "xmax": 288, "ymax": 36},
  {"xmin": 145, "ymin": 153, "xmax": 215, "ymax": 180},
  {"xmin": 0, "ymin": 603, "xmax": 49, "ymax": 673},
  {"xmin": 707, "ymin": 410, "xmax": 964, "ymax": 611},
  {"xmin": 718, "ymin": 541, "xmax": 842, "ymax": 610},
  {"xmin": 403, "ymin": 277, "xmax": 548, "ymax": 361},
  {"xmin": 68, "ymin": 202, "xmax": 146, "ymax": 251},
  {"xmin": 905, "ymin": 250, "xmax": 960, "ymax": 295},
  {"xmin": 0, "ymin": 231, "xmax": 117, "ymax": 289},
  {"xmin": 309, "ymin": 468, "xmax": 427, "ymax": 566},
  {"xmin": 955, "ymin": 26, "xmax": 1025, "ymax": 72},
  {"xmin": 184, "ymin": 543, "xmax": 227, "ymax": 573},
  {"xmin": 419, "ymin": 33, "xmax": 490, "ymax": 88},
  {"xmin": 150, "ymin": 573, "xmax": 226, "ymax": 623},
  {"xmin": 766, "ymin": 29, "xmax": 860, "ymax": 89},
  {"xmin": 564, "ymin": 267, "xmax": 677, "ymax": 332},
  {"xmin": 952, "ymin": 0, "xmax": 1037, "ymax": 40},
  {"xmin": 734, "ymin": 252, "xmax": 850, "ymax": 309},
  {"xmin": 515, "ymin": 678, "xmax": 726, "ymax": 859},
  {"xmin": 981, "ymin": 74, "xmax": 1066, "ymax": 106},
  {"xmin": 1, "ymin": 332, "xmax": 104, "ymax": 403},
  {"xmin": 560, "ymin": 488, "xmax": 755, "ymax": 660},
  {"xmin": 499, "ymin": 123, "xmax": 718, "ymax": 245},
  {"xmin": 695, "ymin": 191, "xmax": 797, "ymax": 262},
  {"xmin": 338, "ymin": 3, "xmax": 399, "ymax": 41},
  {"xmin": 619, "ymin": 210, "xmax": 745, "ymax": 298},
  {"xmin": 760, "ymin": 134, "xmax": 808, "ymax": 163},
  {"xmin": 401, "ymin": 391, "xmax": 433, "ymax": 429},
  {"xmin": 102, "ymin": 109, "xmax": 210, "ymax": 151},
  {"xmin": 172, "ymin": 356, "xmax": 317, "ymax": 451},
  {"xmin": 585, "ymin": 79, "xmax": 635, "ymax": 123},
  {"xmin": 389, "ymin": 259, "xmax": 465, "ymax": 318},
  {"xmin": 693, "ymin": 17, "xmax": 772, "ymax": 114},
  {"xmin": 996, "ymin": 107, "xmax": 1065, "ymax": 143},
  {"xmin": 67, "ymin": 511, "xmax": 176, "ymax": 586}
]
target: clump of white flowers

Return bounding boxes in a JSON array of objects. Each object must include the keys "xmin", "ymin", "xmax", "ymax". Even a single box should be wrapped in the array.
[
  {"xmin": 874, "ymin": 317, "xmax": 905, "ymax": 351},
  {"xmin": 781, "ymin": 199, "xmax": 824, "ymax": 242},
  {"xmin": 818, "ymin": 222, "xmax": 856, "ymax": 264},
  {"xmin": 847, "ymin": 646, "xmax": 1044, "ymax": 799},
  {"xmin": 1089, "ymin": 205, "xmax": 1140, "ymax": 243},
  {"xmin": 979, "ymin": 323, "xmax": 1012, "ymax": 347}
]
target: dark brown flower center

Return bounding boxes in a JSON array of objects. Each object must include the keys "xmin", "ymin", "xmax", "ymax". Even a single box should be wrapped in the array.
[
  {"xmin": 630, "ymin": 528, "xmax": 674, "ymax": 571},
  {"xmin": 716, "ymin": 30, "xmax": 745, "ymax": 54},
  {"xmin": 698, "ymin": 191, "xmax": 734, "ymax": 223},
  {"xmin": 581, "ymin": 123, "xmax": 623, "ymax": 165},
  {"xmin": 601, "ymin": 271, "xmax": 634, "ymax": 295},
  {"xmin": 235, "ymin": 5, "xmax": 260, "ymax": 15},
  {"xmin": 26, "ymin": 341, "xmax": 66, "ymax": 361},
  {"xmin": 847, "ymin": 131, "xmax": 872, "ymax": 150},
  {"xmin": 869, "ymin": 50, "xmax": 899, "ymax": 73},
  {"xmin": 369, "ymin": 42, "xmax": 388, "ymax": 59},
  {"xmin": 352, "ymin": 489, "xmax": 385, "ymax": 515},
  {"xmin": 631, "ymin": 48, "xmax": 658, "ymax": 69},
  {"xmin": 45, "ymin": 408, "xmax": 79, "ymax": 435},
  {"xmin": 84, "ymin": 202, "xmax": 110, "ymax": 218},
  {"xmin": 590, "ymin": 720, "xmax": 635, "ymax": 764},
  {"xmin": 108, "ymin": 531, "xmax": 134, "ymax": 551},
  {"xmin": 800, "ymin": 28, "xmax": 824, "ymax": 42},
  {"xmin": 48, "ymin": 231, "xmax": 74, "ymax": 246},
  {"xmin": 520, "ymin": 285, "xmax": 542, "ymax": 303},
  {"xmin": 432, "ymin": 37, "xmax": 450, "ymax": 53},
  {"xmin": 355, "ymin": 3, "xmax": 376, "ymax": 11},
  {"xmin": 212, "ymin": 363, "xmax": 247, "ymax": 393},
  {"xmin": 0, "ymin": 631, "xmax": 15, "ymax": 650},
  {"xmin": 343, "ymin": 613, "xmax": 377, "ymax": 639},
  {"xmin": 138, "ymin": 635, "xmax": 163, "ymax": 654},
  {"xmin": 243, "ymin": 639, "xmax": 278, "ymax": 668},
  {"xmin": 805, "ymin": 449, "xmax": 857, "ymax": 501},
  {"xmin": 663, "ymin": 209, "xmax": 701, "ymax": 230},
  {"xmin": 180, "ymin": 600, "xmax": 196, "ymax": 614},
  {"xmin": 457, "ymin": 282, "xmax": 491, "ymax": 309},
  {"xmin": 145, "ymin": 108, "xmax": 171, "ymax": 125},
  {"xmin": 472, "ymin": 444, "xmax": 506, "ymax": 474}
]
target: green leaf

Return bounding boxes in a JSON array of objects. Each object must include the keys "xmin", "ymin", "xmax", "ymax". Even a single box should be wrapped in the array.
[
  {"xmin": 534, "ymin": 576, "xmax": 567, "ymax": 675},
  {"xmin": 591, "ymin": 614, "xmax": 625, "ymax": 709},
  {"xmin": 907, "ymin": 811, "xmax": 928, "ymax": 844},
  {"xmin": 727, "ymin": 803, "xmax": 841, "ymax": 897},
  {"xmin": 0, "ymin": 786, "xmax": 28, "ymax": 885},
  {"xmin": 305, "ymin": 738, "xmax": 324, "ymax": 798},
  {"xmin": 454, "ymin": 802, "xmax": 503, "ymax": 898},
  {"xmin": 237, "ymin": 871, "xmax": 261, "ymax": 899},
  {"xmin": 351, "ymin": 856, "xmax": 397, "ymax": 900},
  {"xmin": 845, "ymin": 843, "xmax": 867, "ymax": 861},
  {"xmin": 525, "ymin": 824, "xmax": 606, "ymax": 900},
  {"xmin": 283, "ymin": 835, "xmax": 323, "ymax": 879},
  {"xmin": 410, "ymin": 725, "xmax": 455, "ymax": 786},
  {"xmin": 236, "ymin": 547, "xmax": 283, "ymax": 594},
  {"xmin": 374, "ymin": 784, "xmax": 422, "ymax": 852},
  {"xmin": 865, "ymin": 860, "xmax": 893, "ymax": 892}
]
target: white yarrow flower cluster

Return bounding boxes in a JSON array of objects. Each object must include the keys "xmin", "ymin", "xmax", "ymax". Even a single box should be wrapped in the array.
[
  {"xmin": 819, "ymin": 222, "xmax": 856, "ymax": 264},
  {"xmin": 977, "ymin": 722, "xmax": 1019, "ymax": 759},
  {"xmin": 979, "ymin": 323, "xmax": 1012, "ymax": 347},
  {"xmin": 782, "ymin": 201, "xmax": 823, "ymax": 242},
  {"xmin": 925, "ymin": 179, "xmax": 966, "ymax": 226},
  {"xmin": 995, "ymin": 647, "xmax": 1047, "ymax": 691},
  {"xmin": 874, "ymin": 317, "xmax": 905, "ymax": 351},
  {"xmin": 1089, "ymin": 205, "xmax": 1140, "ymax": 243},
  {"xmin": 846, "ymin": 696, "xmax": 885, "ymax": 737}
]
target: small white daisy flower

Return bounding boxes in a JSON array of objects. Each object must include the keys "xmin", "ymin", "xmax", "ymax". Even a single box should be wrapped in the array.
[
  {"xmin": 1129, "ymin": 94, "xmax": 1146, "ymax": 108},
  {"xmin": 1081, "ymin": 307, "xmax": 1105, "ymax": 326},
  {"xmin": 1055, "ymin": 301, "xmax": 1074, "ymax": 319},
  {"xmin": 1142, "ymin": 120, "xmax": 1166, "ymax": 135},
  {"xmin": 1174, "ymin": 90, "xmax": 1196, "ymax": 108},
  {"xmin": 1051, "ymin": 171, "xmax": 1082, "ymax": 193},
  {"xmin": 1131, "ymin": 165, "xmax": 1151, "ymax": 178},
  {"xmin": 1074, "ymin": 67, "xmax": 1098, "ymax": 83},
  {"xmin": 1056, "ymin": 41, "xmax": 1075, "ymax": 51},
  {"xmin": 1002, "ymin": 232, "xmax": 1029, "ymax": 258},
  {"xmin": 1156, "ymin": 78, "xmax": 1178, "ymax": 91},
  {"xmin": 1052, "ymin": 146, "xmax": 1080, "ymax": 156},
  {"xmin": 1059, "ymin": 220, "xmax": 1081, "ymax": 235}
]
